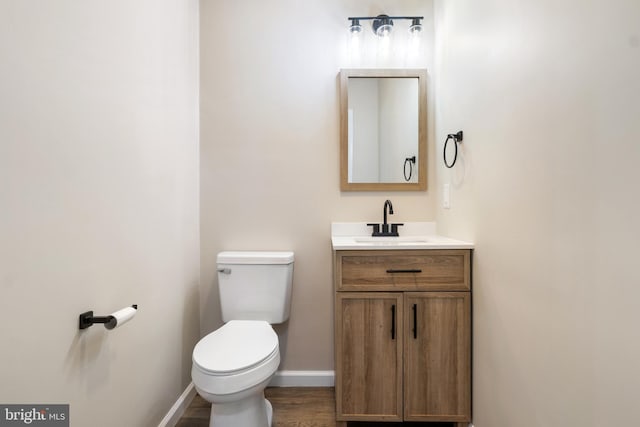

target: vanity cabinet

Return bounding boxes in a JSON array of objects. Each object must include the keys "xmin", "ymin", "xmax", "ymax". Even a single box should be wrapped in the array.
[{"xmin": 334, "ymin": 250, "xmax": 471, "ymax": 426}]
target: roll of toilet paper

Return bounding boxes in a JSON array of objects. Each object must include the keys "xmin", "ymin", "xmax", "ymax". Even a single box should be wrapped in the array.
[{"xmin": 105, "ymin": 306, "xmax": 137, "ymax": 330}]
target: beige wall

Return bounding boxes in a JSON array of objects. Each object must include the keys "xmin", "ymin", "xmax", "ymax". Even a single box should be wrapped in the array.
[
  {"xmin": 434, "ymin": 0, "xmax": 640, "ymax": 425},
  {"xmin": 0, "ymin": 1, "xmax": 200, "ymax": 426},
  {"xmin": 200, "ymin": 0, "xmax": 435, "ymax": 370}
]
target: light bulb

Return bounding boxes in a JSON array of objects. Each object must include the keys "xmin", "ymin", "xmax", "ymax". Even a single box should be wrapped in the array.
[{"xmin": 376, "ymin": 23, "xmax": 393, "ymax": 38}]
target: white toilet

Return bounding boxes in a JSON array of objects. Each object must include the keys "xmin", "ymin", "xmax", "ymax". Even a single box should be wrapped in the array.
[{"xmin": 191, "ymin": 251, "xmax": 294, "ymax": 427}]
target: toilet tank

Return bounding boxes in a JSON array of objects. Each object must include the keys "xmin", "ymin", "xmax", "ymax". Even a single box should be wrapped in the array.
[{"xmin": 217, "ymin": 251, "xmax": 294, "ymax": 324}]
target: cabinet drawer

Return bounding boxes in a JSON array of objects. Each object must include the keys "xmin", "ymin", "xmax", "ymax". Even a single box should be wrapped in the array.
[{"xmin": 335, "ymin": 250, "xmax": 470, "ymax": 291}]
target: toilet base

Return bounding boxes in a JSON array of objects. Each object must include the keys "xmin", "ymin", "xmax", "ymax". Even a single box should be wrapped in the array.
[
  {"xmin": 209, "ymin": 393, "xmax": 273, "ymax": 427},
  {"xmin": 266, "ymin": 399, "xmax": 273, "ymax": 426}
]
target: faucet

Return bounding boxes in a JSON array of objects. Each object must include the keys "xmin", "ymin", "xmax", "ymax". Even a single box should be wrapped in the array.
[
  {"xmin": 367, "ymin": 199, "xmax": 404, "ymax": 237},
  {"xmin": 383, "ymin": 200, "xmax": 393, "ymax": 229}
]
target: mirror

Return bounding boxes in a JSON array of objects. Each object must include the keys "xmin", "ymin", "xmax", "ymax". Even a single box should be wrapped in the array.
[{"xmin": 339, "ymin": 69, "xmax": 427, "ymax": 191}]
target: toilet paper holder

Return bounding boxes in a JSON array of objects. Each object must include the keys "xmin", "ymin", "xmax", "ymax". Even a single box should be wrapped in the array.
[{"xmin": 79, "ymin": 304, "xmax": 138, "ymax": 330}]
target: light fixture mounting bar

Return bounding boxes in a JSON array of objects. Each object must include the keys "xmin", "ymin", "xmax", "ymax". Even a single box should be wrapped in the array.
[{"xmin": 347, "ymin": 16, "xmax": 424, "ymax": 21}]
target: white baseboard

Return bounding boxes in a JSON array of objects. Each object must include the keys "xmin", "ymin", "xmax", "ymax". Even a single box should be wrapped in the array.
[
  {"xmin": 269, "ymin": 370, "xmax": 335, "ymax": 387},
  {"xmin": 157, "ymin": 382, "xmax": 197, "ymax": 427}
]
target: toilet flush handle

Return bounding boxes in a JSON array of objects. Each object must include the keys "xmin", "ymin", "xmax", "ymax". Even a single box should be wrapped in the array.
[{"xmin": 217, "ymin": 268, "xmax": 232, "ymax": 274}]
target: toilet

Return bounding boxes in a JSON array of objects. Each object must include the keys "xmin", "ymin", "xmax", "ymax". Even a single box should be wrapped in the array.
[{"xmin": 191, "ymin": 251, "xmax": 294, "ymax": 427}]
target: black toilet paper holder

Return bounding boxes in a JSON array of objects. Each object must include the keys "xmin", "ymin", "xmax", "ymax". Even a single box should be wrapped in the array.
[{"xmin": 78, "ymin": 304, "xmax": 138, "ymax": 330}]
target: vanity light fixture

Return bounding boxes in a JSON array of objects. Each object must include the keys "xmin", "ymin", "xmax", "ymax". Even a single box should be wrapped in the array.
[{"xmin": 347, "ymin": 14, "xmax": 424, "ymax": 38}]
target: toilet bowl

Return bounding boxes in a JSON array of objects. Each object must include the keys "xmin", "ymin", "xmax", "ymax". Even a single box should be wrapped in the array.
[
  {"xmin": 192, "ymin": 321, "xmax": 281, "ymax": 427},
  {"xmin": 192, "ymin": 251, "xmax": 294, "ymax": 427}
]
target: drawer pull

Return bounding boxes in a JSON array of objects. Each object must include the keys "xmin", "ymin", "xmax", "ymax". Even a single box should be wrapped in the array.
[
  {"xmin": 386, "ymin": 269, "xmax": 422, "ymax": 274},
  {"xmin": 391, "ymin": 304, "xmax": 396, "ymax": 340},
  {"xmin": 412, "ymin": 304, "xmax": 418, "ymax": 339}
]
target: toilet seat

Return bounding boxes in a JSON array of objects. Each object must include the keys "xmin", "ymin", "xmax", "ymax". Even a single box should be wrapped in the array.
[
  {"xmin": 193, "ymin": 320, "xmax": 278, "ymax": 375},
  {"xmin": 192, "ymin": 320, "xmax": 281, "ymax": 397}
]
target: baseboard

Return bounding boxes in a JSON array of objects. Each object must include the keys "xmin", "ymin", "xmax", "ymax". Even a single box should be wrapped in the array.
[
  {"xmin": 268, "ymin": 370, "xmax": 335, "ymax": 387},
  {"xmin": 157, "ymin": 382, "xmax": 197, "ymax": 427}
]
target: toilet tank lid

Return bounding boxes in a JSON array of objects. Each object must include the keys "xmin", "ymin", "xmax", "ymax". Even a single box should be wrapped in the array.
[{"xmin": 217, "ymin": 251, "xmax": 294, "ymax": 265}]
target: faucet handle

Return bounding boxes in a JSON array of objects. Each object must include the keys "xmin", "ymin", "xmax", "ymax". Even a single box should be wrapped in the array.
[
  {"xmin": 367, "ymin": 223, "xmax": 381, "ymax": 236},
  {"xmin": 390, "ymin": 223, "xmax": 404, "ymax": 236}
]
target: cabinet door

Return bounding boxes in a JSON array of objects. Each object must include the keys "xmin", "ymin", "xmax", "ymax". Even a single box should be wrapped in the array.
[
  {"xmin": 404, "ymin": 292, "xmax": 471, "ymax": 422},
  {"xmin": 335, "ymin": 292, "xmax": 403, "ymax": 421}
]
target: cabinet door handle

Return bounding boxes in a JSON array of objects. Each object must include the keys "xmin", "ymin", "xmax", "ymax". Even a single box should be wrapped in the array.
[
  {"xmin": 412, "ymin": 304, "xmax": 418, "ymax": 339},
  {"xmin": 386, "ymin": 269, "xmax": 422, "ymax": 274},
  {"xmin": 391, "ymin": 304, "xmax": 396, "ymax": 340}
]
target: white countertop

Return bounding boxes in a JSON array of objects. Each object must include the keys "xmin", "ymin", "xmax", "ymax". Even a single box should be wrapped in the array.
[{"xmin": 331, "ymin": 222, "xmax": 474, "ymax": 250}]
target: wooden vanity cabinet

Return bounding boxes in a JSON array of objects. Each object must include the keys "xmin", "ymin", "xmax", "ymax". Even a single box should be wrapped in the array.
[{"xmin": 334, "ymin": 250, "xmax": 471, "ymax": 426}]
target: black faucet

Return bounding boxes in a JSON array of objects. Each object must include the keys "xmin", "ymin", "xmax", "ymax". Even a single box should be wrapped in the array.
[
  {"xmin": 367, "ymin": 199, "xmax": 404, "ymax": 237},
  {"xmin": 383, "ymin": 199, "xmax": 393, "ymax": 228}
]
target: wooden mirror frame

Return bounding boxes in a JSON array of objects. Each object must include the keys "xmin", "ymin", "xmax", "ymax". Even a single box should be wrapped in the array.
[{"xmin": 339, "ymin": 68, "xmax": 427, "ymax": 191}]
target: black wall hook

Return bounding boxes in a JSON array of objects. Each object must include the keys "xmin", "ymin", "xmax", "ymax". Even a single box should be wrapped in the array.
[{"xmin": 79, "ymin": 304, "xmax": 138, "ymax": 330}]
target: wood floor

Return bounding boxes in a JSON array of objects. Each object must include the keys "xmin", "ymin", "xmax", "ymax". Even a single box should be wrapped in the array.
[{"xmin": 175, "ymin": 387, "xmax": 458, "ymax": 427}]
